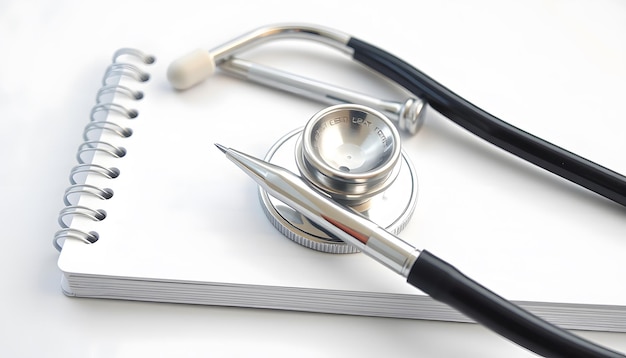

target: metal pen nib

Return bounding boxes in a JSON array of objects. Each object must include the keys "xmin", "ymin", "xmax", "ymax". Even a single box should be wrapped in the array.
[{"xmin": 216, "ymin": 144, "xmax": 420, "ymax": 277}]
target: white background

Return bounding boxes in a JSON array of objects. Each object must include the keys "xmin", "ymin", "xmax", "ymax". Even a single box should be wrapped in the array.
[{"xmin": 1, "ymin": 0, "xmax": 625, "ymax": 357}]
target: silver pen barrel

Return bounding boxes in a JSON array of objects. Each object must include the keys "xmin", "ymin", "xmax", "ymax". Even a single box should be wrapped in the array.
[
  {"xmin": 220, "ymin": 58, "xmax": 426, "ymax": 135},
  {"xmin": 216, "ymin": 144, "xmax": 420, "ymax": 277}
]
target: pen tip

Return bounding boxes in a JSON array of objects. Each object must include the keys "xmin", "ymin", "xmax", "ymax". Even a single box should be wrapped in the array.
[{"xmin": 214, "ymin": 143, "xmax": 227, "ymax": 153}]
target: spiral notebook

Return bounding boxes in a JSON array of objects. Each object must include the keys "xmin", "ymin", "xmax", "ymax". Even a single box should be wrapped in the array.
[{"xmin": 54, "ymin": 48, "xmax": 626, "ymax": 332}]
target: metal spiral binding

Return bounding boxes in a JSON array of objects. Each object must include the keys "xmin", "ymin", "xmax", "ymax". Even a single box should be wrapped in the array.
[
  {"xmin": 103, "ymin": 63, "xmax": 151, "ymax": 85},
  {"xmin": 90, "ymin": 102, "xmax": 139, "ymax": 121},
  {"xmin": 69, "ymin": 164, "xmax": 120, "ymax": 185},
  {"xmin": 96, "ymin": 84, "xmax": 144, "ymax": 102},
  {"xmin": 83, "ymin": 121, "xmax": 133, "ymax": 142},
  {"xmin": 76, "ymin": 140, "xmax": 127, "ymax": 164},
  {"xmin": 63, "ymin": 184, "xmax": 114, "ymax": 206},
  {"xmin": 54, "ymin": 48, "xmax": 155, "ymax": 252}
]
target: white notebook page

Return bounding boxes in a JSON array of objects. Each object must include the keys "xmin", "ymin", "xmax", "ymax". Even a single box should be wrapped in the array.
[{"xmin": 58, "ymin": 42, "xmax": 626, "ymax": 311}]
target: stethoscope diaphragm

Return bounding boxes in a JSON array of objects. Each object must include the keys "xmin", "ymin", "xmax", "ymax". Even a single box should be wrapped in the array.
[{"xmin": 259, "ymin": 105, "xmax": 418, "ymax": 253}]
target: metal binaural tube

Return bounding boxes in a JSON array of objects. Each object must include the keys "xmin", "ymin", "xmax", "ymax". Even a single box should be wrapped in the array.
[
  {"xmin": 168, "ymin": 24, "xmax": 352, "ymax": 90},
  {"xmin": 220, "ymin": 58, "xmax": 426, "ymax": 134},
  {"xmin": 209, "ymin": 23, "xmax": 354, "ymax": 64},
  {"xmin": 168, "ymin": 23, "xmax": 426, "ymax": 135}
]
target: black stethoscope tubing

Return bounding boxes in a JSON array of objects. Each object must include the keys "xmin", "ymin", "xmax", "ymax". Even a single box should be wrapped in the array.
[{"xmin": 348, "ymin": 37, "xmax": 626, "ymax": 208}]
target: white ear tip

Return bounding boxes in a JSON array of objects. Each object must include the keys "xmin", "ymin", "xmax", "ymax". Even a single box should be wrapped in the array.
[{"xmin": 167, "ymin": 49, "xmax": 215, "ymax": 90}]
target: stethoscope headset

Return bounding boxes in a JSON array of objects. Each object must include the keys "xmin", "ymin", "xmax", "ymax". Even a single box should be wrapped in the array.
[{"xmin": 168, "ymin": 24, "xmax": 626, "ymax": 358}]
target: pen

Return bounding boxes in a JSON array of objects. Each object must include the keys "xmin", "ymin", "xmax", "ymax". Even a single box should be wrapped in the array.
[{"xmin": 215, "ymin": 143, "xmax": 624, "ymax": 358}]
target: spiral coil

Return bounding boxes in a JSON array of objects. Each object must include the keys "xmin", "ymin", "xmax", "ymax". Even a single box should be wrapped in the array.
[{"xmin": 54, "ymin": 48, "xmax": 155, "ymax": 251}]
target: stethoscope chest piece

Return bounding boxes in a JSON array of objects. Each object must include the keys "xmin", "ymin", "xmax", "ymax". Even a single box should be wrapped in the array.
[{"xmin": 259, "ymin": 104, "xmax": 418, "ymax": 253}]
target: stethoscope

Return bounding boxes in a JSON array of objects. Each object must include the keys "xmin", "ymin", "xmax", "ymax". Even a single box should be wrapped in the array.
[
  {"xmin": 168, "ymin": 23, "xmax": 626, "ymax": 208},
  {"xmin": 168, "ymin": 24, "xmax": 625, "ymax": 357}
]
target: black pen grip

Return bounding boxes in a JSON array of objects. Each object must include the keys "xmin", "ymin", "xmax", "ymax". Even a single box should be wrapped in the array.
[
  {"xmin": 407, "ymin": 250, "xmax": 624, "ymax": 358},
  {"xmin": 347, "ymin": 37, "xmax": 626, "ymax": 207}
]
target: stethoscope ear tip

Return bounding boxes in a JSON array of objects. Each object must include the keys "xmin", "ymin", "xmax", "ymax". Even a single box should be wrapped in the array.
[{"xmin": 167, "ymin": 49, "xmax": 215, "ymax": 90}]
